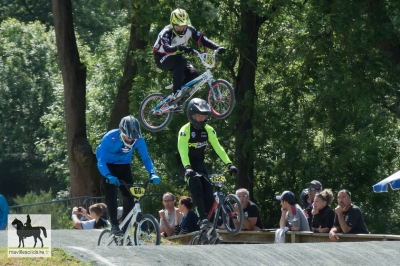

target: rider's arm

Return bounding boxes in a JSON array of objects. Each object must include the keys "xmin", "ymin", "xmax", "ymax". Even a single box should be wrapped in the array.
[
  {"xmin": 188, "ymin": 26, "xmax": 219, "ymax": 50},
  {"xmin": 177, "ymin": 124, "xmax": 192, "ymax": 168},
  {"xmin": 96, "ymin": 133, "xmax": 114, "ymax": 177},
  {"xmin": 205, "ymin": 125, "xmax": 232, "ymax": 165},
  {"xmin": 136, "ymin": 138, "xmax": 156, "ymax": 175},
  {"xmin": 0, "ymin": 195, "xmax": 9, "ymax": 230},
  {"xmin": 157, "ymin": 27, "xmax": 180, "ymax": 54}
]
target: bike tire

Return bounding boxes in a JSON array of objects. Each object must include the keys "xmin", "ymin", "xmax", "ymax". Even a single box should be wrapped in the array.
[
  {"xmin": 207, "ymin": 79, "xmax": 235, "ymax": 119},
  {"xmin": 139, "ymin": 93, "xmax": 173, "ymax": 132},
  {"xmin": 190, "ymin": 231, "xmax": 208, "ymax": 245},
  {"xmin": 98, "ymin": 229, "xmax": 117, "ymax": 246},
  {"xmin": 133, "ymin": 214, "xmax": 161, "ymax": 246},
  {"xmin": 222, "ymin": 194, "xmax": 244, "ymax": 235}
]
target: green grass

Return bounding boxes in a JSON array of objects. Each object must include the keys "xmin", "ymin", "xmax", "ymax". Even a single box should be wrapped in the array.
[{"xmin": 0, "ymin": 247, "xmax": 91, "ymax": 266}]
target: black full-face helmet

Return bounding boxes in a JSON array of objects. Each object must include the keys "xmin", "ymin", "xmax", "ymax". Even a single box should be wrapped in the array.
[
  {"xmin": 118, "ymin": 115, "xmax": 142, "ymax": 148},
  {"xmin": 187, "ymin": 98, "xmax": 211, "ymax": 130}
]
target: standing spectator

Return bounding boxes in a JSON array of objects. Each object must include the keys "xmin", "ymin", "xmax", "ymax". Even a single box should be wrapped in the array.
[
  {"xmin": 276, "ymin": 191, "xmax": 310, "ymax": 231},
  {"xmin": 72, "ymin": 203, "xmax": 110, "ymax": 229},
  {"xmin": 159, "ymin": 192, "xmax": 182, "ymax": 237},
  {"xmin": 96, "ymin": 115, "xmax": 160, "ymax": 235},
  {"xmin": 174, "ymin": 196, "xmax": 199, "ymax": 235},
  {"xmin": 311, "ymin": 189, "xmax": 335, "ymax": 233},
  {"xmin": 303, "ymin": 180, "xmax": 323, "ymax": 228},
  {"xmin": 0, "ymin": 194, "xmax": 9, "ymax": 230},
  {"xmin": 329, "ymin": 189, "xmax": 370, "ymax": 241},
  {"xmin": 233, "ymin": 188, "xmax": 263, "ymax": 231}
]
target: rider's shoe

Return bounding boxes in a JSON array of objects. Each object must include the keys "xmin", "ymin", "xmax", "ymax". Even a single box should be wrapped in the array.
[
  {"xmin": 169, "ymin": 90, "xmax": 182, "ymax": 101},
  {"xmin": 126, "ymin": 236, "xmax": 133, "ymax": 246},
  {"xmin": 199, "ymin": 219, "xmax": 213, "ymax": 230},
  {"xmin": 172, "ymin": 105, "xmax": 184, "ymax": 113},
  {"xmin": 111, "ymin": 224, "xmax": 123, "ymax": 236},
  {"xmin": 208, "ymin": 229, "xmax": 219, "ymax": 244}
]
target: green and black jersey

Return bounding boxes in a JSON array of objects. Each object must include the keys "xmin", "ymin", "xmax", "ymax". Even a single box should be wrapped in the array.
[{"xmin": 178, "ymin": 123, "xmax": 232, "ymax": 167}]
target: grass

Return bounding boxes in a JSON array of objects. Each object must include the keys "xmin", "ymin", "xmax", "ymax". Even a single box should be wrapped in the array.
[{"xmin": 0, "ymin": 247, "xmax": 91, "ymax": 266}]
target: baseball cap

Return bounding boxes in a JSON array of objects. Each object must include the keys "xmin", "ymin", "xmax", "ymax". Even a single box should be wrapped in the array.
[
  {"xmin": 276, "ymin": 191, "xmax": 296, "ymax": 205},
  {"xmin": 306, "ymin": 180, "xmax": 322, "ymax": 190}
]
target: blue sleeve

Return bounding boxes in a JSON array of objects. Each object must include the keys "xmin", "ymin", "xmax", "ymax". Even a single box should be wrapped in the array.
[
  {"xmin": 0, "ymin": 195, "xmax": 9, "ymax": 230},
  {"xmin": 136, "ymin": 138, "xmax": 155, "ymax": 175},
  {"xmin": 96, "ymin": 136, "xmax": 112, "ymax": 177}
]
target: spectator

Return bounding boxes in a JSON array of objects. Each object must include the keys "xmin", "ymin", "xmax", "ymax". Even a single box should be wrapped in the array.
[
  {"xmin": 159, "ymin": 192, "xmax": 182, "ymax": 237},
  {"xmin": 0, "ymin": 194, "xmax": 9, "ymax": 230},
  {"xmin": 72, "ymin": 203, "xmax": 110, "ymax": 229},
  {"xmin": 233, "ymin": 188, "xmax": 263, "ymax": 231},
  {"xmin": 303, "ymin": 180, "xmax": 323, "ymax": 228},
  {"xmin": 174, "ymin": 196, "xmax": 199, "ymax": 235},
  {"xmin": 276, "ymin": 191, "xmax": 310, "ymax": 231},
  {"xmin": 329, "ymin": 189, "xmax": 370, "ymax": 241},
  {"xmin": 311, "ymin": 189, "xmax": 335, "ymax": 233}
]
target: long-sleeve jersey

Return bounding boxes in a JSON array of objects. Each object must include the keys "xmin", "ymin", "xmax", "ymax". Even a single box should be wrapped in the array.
[
  {"xmin": 0, "ymin": 194, "xmax": 9, "ymax": 230},
  {"xmin": 96, "ymin": 129, "xmax": 155, "ymax": 177},
  {"xmin": 178, "ymin": 123, "xmax": 232, "ymax": 167},
  {"xmin": 153, "ymin": 25, "xmax": 219, "ymax": 55}
]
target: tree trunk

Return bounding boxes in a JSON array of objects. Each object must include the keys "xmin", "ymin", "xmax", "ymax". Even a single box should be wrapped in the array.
[
  {"xmin": 107, "ymin": 14, "xmax": 148, "ymax": 130},
  {"xmin": 52, "ymin": 0, "xmax": 101, "ymax": 198},
  {"xmin": 234, "ymin": 9, "xmax": 262, "ymax": 197}
]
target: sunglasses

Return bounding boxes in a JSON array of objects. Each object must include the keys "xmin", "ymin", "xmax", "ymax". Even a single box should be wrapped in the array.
[{"xmin": 308, "ymin": 187, "xmax": 320, "ymax": 191}]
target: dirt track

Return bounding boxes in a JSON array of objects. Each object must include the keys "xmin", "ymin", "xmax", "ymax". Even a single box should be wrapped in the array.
[{"xmin": 1, "ymin": 230, "xmax": 399, "ymax": 265}]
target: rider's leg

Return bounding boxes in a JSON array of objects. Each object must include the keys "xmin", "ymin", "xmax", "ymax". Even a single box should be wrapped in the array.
[
  {"xmin": 181, "ymin": 62, "xmax": 199, "ymax": 86},
  {"xmin": 102, "ymin": 174, "xmax": 122, "ymax": 235},
  {"xmin": 118, "ymin": 165, "xmax": 134, "ymax": 232},
  {"xmin": 154, "ymin": 53, "xmax": 186, "ymax": 96}
]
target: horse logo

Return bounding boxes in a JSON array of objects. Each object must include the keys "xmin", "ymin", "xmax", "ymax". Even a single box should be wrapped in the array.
[{"xmin": 11, "ymin": 215, "xmax": 47, "ymax": 248}]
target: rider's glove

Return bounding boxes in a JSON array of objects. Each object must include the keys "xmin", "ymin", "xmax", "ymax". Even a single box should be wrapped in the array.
[
  {"xmin": 185, "ymin": 167, "xmax": 196, "ymax": 178},
  {"xmin": 217, "ymin": 47, "xmax": 226, "ymax": 54},
  {"xmin": 150, "ymin": 174, "xmax": 161, "ymax": 184},
  {"xmin": 179, "ymin": 45, "xmax": 193, "ymax": 54},
  {"xmin": 227, "ymin": 164, "xmax": 238, "ymax": 175},
  {"xmin": 106, "ymin": 175, "xmax": 120, "ymax": 186}
]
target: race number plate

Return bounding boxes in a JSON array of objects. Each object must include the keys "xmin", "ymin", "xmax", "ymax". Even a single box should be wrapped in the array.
[{"xmin": 130, "ymin": 186, "xmax": 145, "ymax": 197}]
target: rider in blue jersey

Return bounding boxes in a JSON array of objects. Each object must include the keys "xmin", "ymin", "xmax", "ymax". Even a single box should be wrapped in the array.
[{"xmin": 96, "ymin": 115, "xmax": 160, "ymax": 236}]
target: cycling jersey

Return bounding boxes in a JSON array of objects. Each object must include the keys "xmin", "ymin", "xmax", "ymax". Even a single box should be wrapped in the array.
[
  {"xmin": 153, "ymin": 25, "xmax": 219, "ymax": 55},
  {"xmin": 177, "ymin": 123, "xmax": 232, "ymax": 167},
  {"xmin": 96, "ymin": 129, "xmax": 155, "ymax": 177}
]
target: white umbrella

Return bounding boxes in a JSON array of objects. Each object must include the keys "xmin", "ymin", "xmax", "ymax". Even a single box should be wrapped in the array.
[{"xmin": 373, "ymin": 170, "xmax": 400, "ymax": 193}]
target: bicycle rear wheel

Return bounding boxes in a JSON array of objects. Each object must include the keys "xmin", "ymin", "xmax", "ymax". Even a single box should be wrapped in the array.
[
  {"xmin": 207, "ymin": 79, "xmax": 235, "ymax": 119},
  {"xmin": 133, "ymin": 214, "xmax": 161, "ymax": 246},
  {"xmin": 98, "ymin": 229, "xmax": 118, "ymax": 246},
  {"xmin": 222, "ymin": 194, "xmax": 244, "ymax": 235},
  {"xmin": 139, "ymin": 93, "xmax": 173, "ymax": 132}
]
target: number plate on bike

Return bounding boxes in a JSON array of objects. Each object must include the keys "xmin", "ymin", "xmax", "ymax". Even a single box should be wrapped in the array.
[
  {"xmin": 210, "ymin": 175, "xmax": 226, "ymax": 182},
  {"xmin": 130, "ymin": 186, "xmax": 145, "ymax": 197}
]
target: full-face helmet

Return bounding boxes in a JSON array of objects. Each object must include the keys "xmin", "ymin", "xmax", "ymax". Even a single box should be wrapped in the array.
[
  {"xmin": 118, "ymin": 115, "xmax": 142, "ymax": 148},
  {"xmin": 187, "ymin": 98, "xmax": 211, "ymax": 130},
  {"xmin": 170, "ymin": 8, "xmax": 190, "ymax": 37}
]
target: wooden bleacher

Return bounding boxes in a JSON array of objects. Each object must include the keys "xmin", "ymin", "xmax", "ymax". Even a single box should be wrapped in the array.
[{"xmin": 166, "ymin": 229, "xmax": 400, "ymax": 245}]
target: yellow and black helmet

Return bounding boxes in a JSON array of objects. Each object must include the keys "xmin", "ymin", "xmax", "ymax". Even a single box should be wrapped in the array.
[{"xmin": 170, "ymin": 8, "xmax": 191, "ymax": 37}]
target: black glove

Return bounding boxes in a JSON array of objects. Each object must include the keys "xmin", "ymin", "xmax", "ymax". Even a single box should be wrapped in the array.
[
  {"xmin": 228, "ymin": 164, "xmax": 238, "ymax": 175},
  {"xmin": 217, "ymin": 47, "xmax": 226, "ymax": 54},
  {"xmin": 179, "ymin": 45, "xmax": 193, "ymax": 54},
  {"xmin": 185, "ymin": 167, "xmax": 196, "ymax": 177}
]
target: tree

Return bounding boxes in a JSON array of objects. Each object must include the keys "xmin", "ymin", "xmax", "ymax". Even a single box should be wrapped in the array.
[{"xmin": 52, "ymin": 0, "xmax": 101, "ymax": 197}]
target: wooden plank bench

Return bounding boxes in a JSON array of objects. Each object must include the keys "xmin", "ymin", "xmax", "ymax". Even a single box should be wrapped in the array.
[{"xmin": 165, "ymin": 229, "xmax": 400, "ymax": 245}]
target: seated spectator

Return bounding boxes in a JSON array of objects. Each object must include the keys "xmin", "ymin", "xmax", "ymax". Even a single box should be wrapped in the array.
[
  {"xmin": 303, "ymin": 180, "xmax": 322, "ymax": 228},
  {"xmin": 174, "ymin": 196, "xmax": 199, "ymax": 235},
  {"xmin": 310, "ymin": 189, "xmax": 335, "ymax": 233},
  {"xmin": 233, "ymin": 188, "xmax": 263, "ymax": 231},
  {"xmin": 72, "ymin": 203, "xmax": 110, "ymax": 229},
  {"xmin": 329, "ymin": 189, "xmax": 370, "ymax": 241},
  {"xmin": 159, "ymin": 192, "xmax": 183, "ymax": 237},
  {"xmin": 276, "ymin": 190, "xmax": 310, "ymax": 231}
]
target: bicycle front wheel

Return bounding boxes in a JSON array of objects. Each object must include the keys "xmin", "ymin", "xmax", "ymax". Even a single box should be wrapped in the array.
[
  {"xmin": 98, "ymin": 229, "xmax": 118, "ymax": 246},
  {"xmin": 222, "ymin": 194, "xmax": 244, "ymax": 235},
  {"xmin": 207, "ymin": 79, "xmax": 235, "ymax": 119},
  {"xmin": 190, "ymin": 231, "xmax": 208, "ymax": 245},
  {"xmin": 139, "ymin": 93, "xmax": 173, "ymax": 132},
  {"xmin": 133, "ymin": 214, "xmax": 161, "ymax": 246}
]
